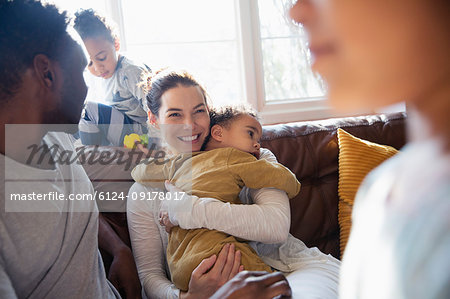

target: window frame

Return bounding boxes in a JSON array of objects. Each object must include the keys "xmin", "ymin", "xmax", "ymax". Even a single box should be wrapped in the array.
[
  {"xmin": 99, "ymin": 0, "xmax": 370, "ymax": 124},
  {"xmin": 236, "ymin": 0, "xmax": 337, "ymax": 124}
]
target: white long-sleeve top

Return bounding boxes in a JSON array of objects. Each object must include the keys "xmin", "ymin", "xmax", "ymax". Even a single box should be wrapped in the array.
[{"xmin": 126, "ymin": 148, "xmax": 291, "ymax": 298}]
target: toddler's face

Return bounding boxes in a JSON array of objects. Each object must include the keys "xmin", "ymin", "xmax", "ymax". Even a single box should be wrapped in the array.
[
  {"xmin": 83, "ymin": 37, "xmax": 119, "ymax": 79},
  {"xmin": 220, "ymin": 115, "xmax": 262, "ymax": 158}
]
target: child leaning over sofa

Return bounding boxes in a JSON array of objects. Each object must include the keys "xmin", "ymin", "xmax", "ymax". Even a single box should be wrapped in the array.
[
  {"xmin": 131, "ymin": 105, "xmax": 301, "ymax": 291},
  {"xmin": 74, "ymin": 8, "xmax": 150, "ymax": 146}
]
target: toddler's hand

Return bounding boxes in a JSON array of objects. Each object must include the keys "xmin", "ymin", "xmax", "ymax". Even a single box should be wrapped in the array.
[
  {"xmin": 135, "ymin": 142, "xmax": 150, "ymax": 156},
  {"xmin": 158, "ymin": 210, "xmax": 176, "ymax": 233}
]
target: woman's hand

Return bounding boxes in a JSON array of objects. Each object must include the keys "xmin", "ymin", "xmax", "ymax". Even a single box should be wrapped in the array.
[
  {"xmin": 180, "ymin": 243, "xmax": 244, "ymax": 299},
  {"xmin": 210, "ymin": 271, "xmax": 292, "ymax": 299}
]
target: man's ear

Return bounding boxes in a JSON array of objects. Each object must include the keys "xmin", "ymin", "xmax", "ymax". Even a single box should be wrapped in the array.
[
  {"xmin": 33, "ymin": 54, "xmax": 56, "ymax": 89},
  {"xmin": 114, "ymin": 38, "xmax": 120, "ymax": 52},
  {"xmin": 148, "ymin": 110, "xmax": 159, "ymax": 128},
  {"xmin": 210, "ymin": 124, "xmax": 224, "ymax": 142}
]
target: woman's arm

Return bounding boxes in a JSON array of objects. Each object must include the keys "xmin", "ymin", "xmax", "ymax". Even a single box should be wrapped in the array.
[
  {"xmin": 127, "ymin": 183, "xmax": 244, "ymax": 299},
  {"xmin": 165, "ymin": 148, "xmax": 291, "ymax": 244},
  {"xmin": 127, "ymin": 183, "xmax": 180, "ymax": 299}
]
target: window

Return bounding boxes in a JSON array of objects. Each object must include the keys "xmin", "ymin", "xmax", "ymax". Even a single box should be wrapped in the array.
[
  {"xmin": 44, "ymin": 0, "xmax": 354, "ymax": 124},
  {"xmin": 120, "ymin": 0, "xmax": 240, "ymax": 108},
  {"xmin": 257, "ymin": 0, "xmax": 325, "ymax": 102}
]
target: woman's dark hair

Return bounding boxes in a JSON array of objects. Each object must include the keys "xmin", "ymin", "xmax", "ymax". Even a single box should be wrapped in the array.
[
  {"xmin": 142, "ymin": 69, "xmax": 211, "ymax": 117},
  {"xmin": 73, "ymin": 8, "xmax": 118, "ymax": 43},
  {"xmin": 0, "ymin": 0, "xmax": 69, "ymax": 100}
]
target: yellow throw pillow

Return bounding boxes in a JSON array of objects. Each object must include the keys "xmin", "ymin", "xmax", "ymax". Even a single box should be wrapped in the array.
[{"xmin": 337, "ymin": 128, "xmax": 399, "ymax": 258}]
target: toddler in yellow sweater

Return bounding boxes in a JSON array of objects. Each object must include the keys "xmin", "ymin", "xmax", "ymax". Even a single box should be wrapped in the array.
[{"xmin": 132, "ymin": 106, "xmax": 301, "ymax": 291}]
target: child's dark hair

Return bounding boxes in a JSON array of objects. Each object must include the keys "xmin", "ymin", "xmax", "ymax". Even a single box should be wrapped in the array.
[
  {"xmin": 141, "ymin": 69, "xmax": 211, "ymax": 117},
  {"xmin": 209, "ymin": 105, "xmax": 259, "ymax": 128},
  {"xmin": 201, "ymin": 105, "xmax": 260, "ymax": 150},
  {"xmin": 73, "ymin": 8, "xmax": 118, "ymax": 43}
]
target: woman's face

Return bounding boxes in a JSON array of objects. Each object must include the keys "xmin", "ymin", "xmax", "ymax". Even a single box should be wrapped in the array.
[
  {"xmin": 290, "ymin": 0, "xmax": 450, "ymax": 111},
  {"xmin": 83, "ymin": 37, "xmax": 119, "ymax": 79},
  {"xmin": 153, "ymin": 85, "xmax": 210, "ymax": 153}
]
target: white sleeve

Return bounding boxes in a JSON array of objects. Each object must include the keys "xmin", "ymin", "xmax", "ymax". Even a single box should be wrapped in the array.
[
  {"xmin": 127, "ymin": 183, "xmax": 180, "ymax": 299},
  {"xmin": 258, "ymin": 147, "xmax": 278, "ymax": 163},
  {"xmin": 168, "ymin": 148, "xmax": 291, "ymax": 244}
]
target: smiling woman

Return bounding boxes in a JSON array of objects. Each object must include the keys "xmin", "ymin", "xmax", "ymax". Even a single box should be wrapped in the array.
[
  {"xmin": 130, "ymin": 104, "xmax": 300, "ymax": 292},
  {"xmin": 145, "ymin": 70, "xmax": 211, "ymax": 153},
  {"xmin": 153, "ymin": 86, "xmax": 210, "ymax": 153},
  {"xmin": 127, "ymin": 68, "xmax": 340, "ymax": 299}
]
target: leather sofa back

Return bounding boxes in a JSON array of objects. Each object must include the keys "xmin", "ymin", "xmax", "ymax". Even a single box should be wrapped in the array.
[{"xmin": 260, "ymin": 112, "xmax": 407, "ymax": 258}]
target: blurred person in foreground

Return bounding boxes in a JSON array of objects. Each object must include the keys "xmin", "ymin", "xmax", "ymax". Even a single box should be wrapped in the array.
[{"xmin": 290, "ymin": 0, "xmax": 449, "ymax": 298}]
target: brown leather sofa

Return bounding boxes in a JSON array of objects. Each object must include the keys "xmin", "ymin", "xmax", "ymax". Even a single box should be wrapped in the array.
[
  {"xmin": 80, "ymin": 112, "xmax": 407, "ymax": 267},
  {"xmin": 260, "ymin": 112, "xmax": 406, "ymax": 258}
]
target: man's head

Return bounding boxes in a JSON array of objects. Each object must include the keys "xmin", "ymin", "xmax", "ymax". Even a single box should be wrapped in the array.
[
  {"xmin": 0, "ymin": 0, "xmax": 87, "ymax": 127},
  {"xmin": 204, "ymin": 105, "xmax": 262, "ymax": 158}
]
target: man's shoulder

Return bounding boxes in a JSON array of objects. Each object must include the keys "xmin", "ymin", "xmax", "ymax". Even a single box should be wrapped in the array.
[{"xmin": 43, "ymin": 131, "xmax": 75, "ymax": 150}]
